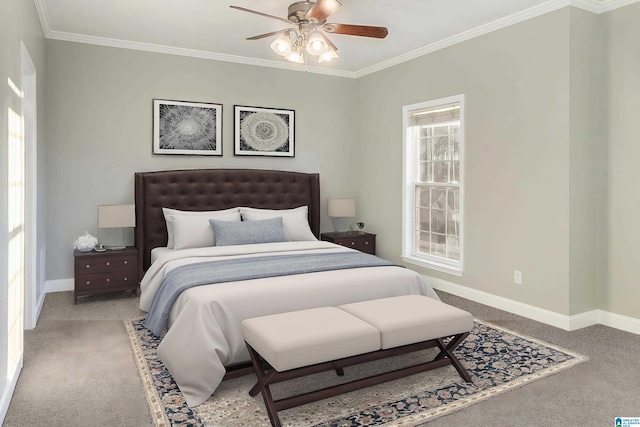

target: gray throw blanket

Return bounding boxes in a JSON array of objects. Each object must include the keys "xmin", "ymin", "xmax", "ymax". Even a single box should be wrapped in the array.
[{"xmin": 143, "ymin": 251, "xmax": 398, "ymax": 336}]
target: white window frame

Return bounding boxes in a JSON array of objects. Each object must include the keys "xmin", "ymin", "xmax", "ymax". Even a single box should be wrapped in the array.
[{"xmin": 402, "ymin": 94, "xmax": 465, "ymax": 276}]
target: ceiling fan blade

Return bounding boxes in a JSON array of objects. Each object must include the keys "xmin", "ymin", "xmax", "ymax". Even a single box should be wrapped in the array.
[
  {"xmin": 230, "ymin": 5, "xmax": 294, "ymax": 25},
  {"xmin": 246, "ymin": 29, "xmax": 289, "ymax": 41},
  {"xmin": 306, "ymin": 0, "xmax": 342, "ymax": 23},
  {"xmin": 323, "ymin": 23, "xmax": 389, "ymax": 39}
]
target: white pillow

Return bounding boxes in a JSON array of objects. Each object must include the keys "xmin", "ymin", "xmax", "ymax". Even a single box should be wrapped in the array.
[
  {"xmin": 162, "ymin": 207, "xmax": 240, "ymax": 249},
  {"xmin": 169, "ymin": 211, "xmax": 242, "ymax": 250},
  {"xmin": 239, "ymin": 206, "xmax": 317, "ymax": 242}
]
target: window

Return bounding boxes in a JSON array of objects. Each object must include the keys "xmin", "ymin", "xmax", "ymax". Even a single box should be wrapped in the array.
[
  {"xmin": 402, "ymin": 95, "xmax": 464, "ymax": 276},
  {"xmin": 8, "ymin": 104, "xmax": 24, "ymax": 377}
]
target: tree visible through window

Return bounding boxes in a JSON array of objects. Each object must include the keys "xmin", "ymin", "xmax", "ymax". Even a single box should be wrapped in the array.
[{"xmin": 403, "ymin": 95, "xmax": 464, "ymax": 275}]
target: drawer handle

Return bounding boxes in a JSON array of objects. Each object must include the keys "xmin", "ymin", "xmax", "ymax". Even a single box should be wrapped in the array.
[
  {"xmin": 85, "ymin": 265, "xmax": 90, "ymax": 269},
  {"xmin": 365, "ymin": 242, "xmax": 369, "ymax": 245},
  {"xmin": 124, "ymin": 277, "xmax": 128, "ymax": 281},
  {"xmin": 106, "ymin": 262, "xmax": 110, "ymax": 266},
  {"xmin": 124, "ymin": 260, "xmax": 128, "ymax": 265},
  {"xmin": 86, "ymin": 281, "xmax": 90, "ymax": 285},
  {"xmin": 106, "ymin": 278, "xmax": 110, "ymax": 282},
  {"xmin": 351, "ymin": 242, "xmax": 355, "ymax": 245}
]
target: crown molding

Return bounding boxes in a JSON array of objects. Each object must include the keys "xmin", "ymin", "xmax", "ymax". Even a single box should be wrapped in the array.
[
  {"xmin": 569, "ymin": 0, "xmax": 640, "ymax": 13},
  {"xmin": 355, "ymin": 0, "xmax": 573, "ymax": 78},
  {"xmin": 355, "ymin": 0, "xmax": 639, "ymax": 78},
  {"xmin": 596, "ymin": 0, "xmax": 640, "ymax": 12},
  {"xmin": 44, "ymin": 30, "xmax": 357, "ymax": 78},
  {"xmin": 34, "ymin": 0, "xmax": 639, "ymax": 79},
  {"xmin": 571, "ymin": 0, "xmax": 604, "ymax": 12},
  {"xmin": 32, "ymin": 0, "xmax": 51, "ymax": 36}
]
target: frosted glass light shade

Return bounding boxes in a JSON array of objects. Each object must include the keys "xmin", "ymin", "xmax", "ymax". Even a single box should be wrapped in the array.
[
  {"xmin": 306, "ymin": 32, "xmax": 328, "ymax": 55},
  {"xmin": 270, "ymin": 33, "xmax": 292, "ymax": 57},
  {"xmin": 318, "ymin": 47, "xmax": 338, "ymax": 63},
  {"xmin": 286, "ymin": 46, "xmax": 305, "ymax": 64}
]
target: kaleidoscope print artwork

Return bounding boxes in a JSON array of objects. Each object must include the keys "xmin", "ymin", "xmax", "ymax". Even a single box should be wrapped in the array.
[{"xmin": 153, "ymin": 99, "xmax": 222, "ymax": 156}]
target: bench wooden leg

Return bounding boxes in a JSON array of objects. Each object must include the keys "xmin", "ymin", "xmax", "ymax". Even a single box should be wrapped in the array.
[
  {"xmin": 246, "ymin": 344, "xmax": 282, "ymax": 427},
  {"xmin": 332, "ymin": 362, "xmax": 345, "ymax": 376},
  {"xmin": 245, "ymin": 332, "xmax": 472, "ymax": 427},
  {"xmin": 435, "ymin": 333, "xmax": 472, "ymax": 382},
  {"xmin": 248, "ymin": 360, "xmax": 345, "ymax": 397}
]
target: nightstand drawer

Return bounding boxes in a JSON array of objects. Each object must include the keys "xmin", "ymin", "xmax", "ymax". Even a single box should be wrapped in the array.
[
  {"xmin": 79, "ymin": 254, "xmax": 136, "ymax": 274},
  {"xmin": 76, "ymin": 271, "xmax": 137, "ymax": 291},
  {"xmin": 321, "ymin": 232, "xmax": 376, "ymax": 255},
  {"xmin": 344, "ymin": 237, "xmax": 374, "ymax": 253}
]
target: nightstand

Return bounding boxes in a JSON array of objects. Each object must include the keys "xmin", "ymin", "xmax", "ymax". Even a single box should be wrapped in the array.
[
  {"xmin": 73, "ymin": 246, "xmax": 138, "ymax": 304},
  {"xmin": 321, "ymin": 231, "xmax": 376, "ymax": 255}
]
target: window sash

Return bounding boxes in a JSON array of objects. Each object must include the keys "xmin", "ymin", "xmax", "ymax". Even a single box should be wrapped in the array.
[
  {"xmin": 403, "ymin": 95, "xmax": 464, "ymax": 275},
  {"xmin": 414, "ymin": 184, "xmax": 460, "ymax": 262}
]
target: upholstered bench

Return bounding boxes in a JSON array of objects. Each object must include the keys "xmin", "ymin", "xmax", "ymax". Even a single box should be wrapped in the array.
[{"xmin": 241, "ymin": 295, "xmax": 474, "ymax": 427}]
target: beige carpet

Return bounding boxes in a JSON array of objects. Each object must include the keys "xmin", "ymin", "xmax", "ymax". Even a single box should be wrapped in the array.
[
  {"xmin": 126, "ymin": 318, "xmax": 586, "ymax": 427},
  {"xmin": 6, "ymin": 290, "xmax": 637, "ymax": 426}
]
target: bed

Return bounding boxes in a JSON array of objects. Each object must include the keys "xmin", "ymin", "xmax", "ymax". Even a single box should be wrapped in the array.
[{"xmin": 135, "ymin": 168, "xmax": 439, "ymax": 407}]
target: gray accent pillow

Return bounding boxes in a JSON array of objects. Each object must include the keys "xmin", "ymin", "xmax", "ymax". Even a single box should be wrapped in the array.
[{"xmin": 210, "ymin": 217, "xmax": 288, "ymax": 246}]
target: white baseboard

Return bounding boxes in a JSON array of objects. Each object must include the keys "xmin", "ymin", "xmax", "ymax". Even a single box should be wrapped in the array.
[
  {"xmin": 44, "ymin": 275, "xmax": 640, "ymax": 335},
  {"xmin": 567, "ymin": 309, "xmax": 599, "ymax": 330},
  {"xmin": 597, "ymin": 310, "xmax": 640, "ymax": 335},
  {"xmin": 34, "ymin": 290, "xmax": 46, "ymax": 326},
  {"xmin": 0, "ymin": 357, "xmax": 23, "ymax": 425},
  {"xmin": 44, "ymin": 278, "xmax": 73, "ymax": 293},
  {"xmin": 425, "ymin": 275, "xmax": 640, "ymax": 335}
]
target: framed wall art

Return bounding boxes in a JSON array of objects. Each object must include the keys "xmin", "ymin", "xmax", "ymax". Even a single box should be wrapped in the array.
[
  {"xmin": 153, "ymin": 99, "xmax": 222, "ymax": 156},
  {"xmin": 234, "ymin": 105, "xmax": 295, "ymax": 157}
]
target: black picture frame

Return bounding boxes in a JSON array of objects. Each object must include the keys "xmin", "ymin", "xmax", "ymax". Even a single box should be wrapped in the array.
[
  {"xmin": 153, "ymin": 99, "xmax": 222, "ymax": 156},
  {"xmin": 234, "ymin": 105, "xmax": 295, "ymax": 157}
]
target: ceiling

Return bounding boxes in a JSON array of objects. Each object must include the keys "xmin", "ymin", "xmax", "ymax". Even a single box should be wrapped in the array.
[{"xmin": 34, "ymin": 0, "xmax": 632, "ymax": 78}]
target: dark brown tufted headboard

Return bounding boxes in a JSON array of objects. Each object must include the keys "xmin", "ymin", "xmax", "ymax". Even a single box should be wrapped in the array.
[{"xmin": 134, "ymin": 169, "xmax": 321, "ymax": 281}]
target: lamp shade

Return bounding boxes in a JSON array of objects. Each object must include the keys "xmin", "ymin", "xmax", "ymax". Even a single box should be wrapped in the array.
[
  {"xmin": 98, "ymin": 204, "xmax": 135, "ymax": 228},
  {"xmin": 328, "ymin": 198, "xmax": 356, "ymax": 217}
]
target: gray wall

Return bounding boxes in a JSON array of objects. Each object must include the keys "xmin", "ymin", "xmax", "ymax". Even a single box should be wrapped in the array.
[
  {"xmin": 0, "ymin": 0, "xmax": 46, "ymax": 408},
  {"xmin": 568, "ymin": 8, "xmax": 599, "ymax": 315},
  {"xmin": 354, "ymin": 9, "xmax": 574, "ymax": 315},
  {"xmin": 600, "ymin": 3, "xmax": 640, "ymax": 319},
  {"xmin": 42, "ymin": 4, "xmax": 640, "ymax": 322},
  {"xmin": 44, "ymin": 40, "xmax": 357, "ymax": 279},
  {"xmin": 353, "ymin": 4, "xmax": 639, "ymax": 321}
]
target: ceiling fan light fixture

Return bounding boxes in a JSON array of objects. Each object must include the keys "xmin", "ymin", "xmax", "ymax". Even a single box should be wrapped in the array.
[
  {"xmin": 286, "ymin": 46, "xmax": 305, "ymax": 64},
  {"xmin": 270, "ymin": 32, "xmax": 292, "ymax": 57},
  {"xmin": 305, "ymin": 31, "xmax": 329, "ymax": 56},
  {"xmin": 231, "ymin": 2, "xmax": 388, "ymax": 66},
  {"xmin": 318, "ymin": 46, "xmax": 338, "ymax": 63}
]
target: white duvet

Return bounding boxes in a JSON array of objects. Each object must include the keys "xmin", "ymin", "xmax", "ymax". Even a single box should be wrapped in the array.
[{"xmin": 139, "ymin": 241, "xmax": 439, "ymax": 407}]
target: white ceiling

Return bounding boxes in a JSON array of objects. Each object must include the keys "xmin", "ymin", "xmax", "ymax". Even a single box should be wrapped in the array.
[{"xmin": 34, "ymin": 0, "xmax": 635, "ymax": 78}]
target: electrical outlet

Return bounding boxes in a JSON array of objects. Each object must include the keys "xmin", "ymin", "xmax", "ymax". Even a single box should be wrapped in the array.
[{"xmin": 514, "ymin": 270, "xmax": 523, "ymax": 285}]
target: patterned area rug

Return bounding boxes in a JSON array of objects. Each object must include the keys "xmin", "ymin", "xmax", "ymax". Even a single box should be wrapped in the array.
[{"xmin": 125, "ymin": 319, "xmax": 586, "ymax": 427}]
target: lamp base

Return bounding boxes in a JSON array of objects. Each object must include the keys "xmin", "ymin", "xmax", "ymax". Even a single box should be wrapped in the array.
[
  {"xmin": 99, "ymin": 227, "xmax": 128, "ymax": 251},
  {"xmin": 331, "ymin": 217, "xmax": 354, "ymax": 233}
]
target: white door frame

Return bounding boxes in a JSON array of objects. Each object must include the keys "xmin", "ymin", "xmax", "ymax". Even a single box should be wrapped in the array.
[{"xmin": 21, "ymin": 42, "xmax": 38, "ymax": 330}]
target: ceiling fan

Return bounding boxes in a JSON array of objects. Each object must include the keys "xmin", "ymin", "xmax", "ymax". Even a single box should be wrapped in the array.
[{"xmin": 230, "ymin": 0, "xmax": 389, "ymax": 64}]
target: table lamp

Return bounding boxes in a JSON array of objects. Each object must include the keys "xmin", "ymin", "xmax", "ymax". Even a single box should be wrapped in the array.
[
  {"xmin": 327, "ymin": 198, "xmax": 355, "ymax": 233},
  {"xmin": 98, "ymin": 204, "xmax": 135, "ymax": 250}
]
